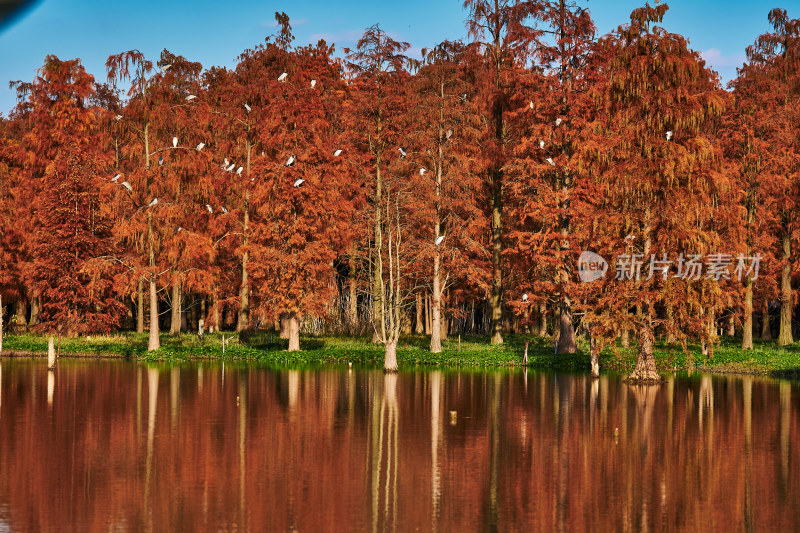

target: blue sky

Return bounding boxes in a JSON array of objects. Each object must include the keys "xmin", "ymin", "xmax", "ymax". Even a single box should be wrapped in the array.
[{"xmin": 0, "ymin": 0, "xmax": 791, "ymax": 115}]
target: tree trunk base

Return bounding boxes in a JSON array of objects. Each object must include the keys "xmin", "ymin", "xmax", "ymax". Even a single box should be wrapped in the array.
[{"xmin": 384, "ymin": 340, "xmax": 398, "ymax": 372}]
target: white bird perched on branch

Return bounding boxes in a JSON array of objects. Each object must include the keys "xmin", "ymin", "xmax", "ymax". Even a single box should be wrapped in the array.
[
  {"xmin": 114, "ymin": 114, "xmax": 123, "ymax": 121},
  {"xmin": 529, "ymin": 100, "xmax": 534, "ymax": 110},
  {"xmin": 666, "ymin": 130, "xmax": 673, "ymax": 141},
  {"xmin": 294, "ymin": 178, "xmax": 305, "ymax": 187},
  {"xmin": 546, "ymin": 157, "xmax": 555, "ymax": 166},
  {"xmin": 244, "ymin": 103, "xmax": 251, "ymax": 113},
  {"xmin": 435, "ymin": 235, "xmax": 445, "ymax": 246},
  {"xmin": 334, "ymin": 149, "xmax": 343, "ymax": 157},
  {"xmin": 286, "ymin": 155, "xmax": 295, "ymax": 167},
  {"xmin": 236, "ymin": 166, "xmax": 243, "ymax": 175},
  {"xmin": 278, "ymin": 72, "xmax": 288, "ymax": 82},
  {"xmin": 221, "ymin": 207, "xmax": 228, "ymax": 214},
  {"xmin": 222, "ymin": 158, "xmax": 229, "ymax": 169},
  {"xmin": 160, "ymin": 64, "xmax": 171, "ymax": 72},
  {"xmin": 185, "ymin": 94, "xmax": 196, "ymax": 102},
  {"xmin": 446, "ymin": 129, "xmax": 452, "ymax": 140},
  {"xmin": 122, "ymin": 181, "xmax": 132, "ymax": 192},
  {"xmin": 522, "ymin": 293, "xmax": 528, "ymax": 302},
  {"xmin": 206, "ymin": 204, "xmax": 213, "ymax": 214},
  {"xmin": 111, "ymin": 173, "xmax": 121, "ymax": 183},
  {"xmin": 310, "ymin": 79, "xmax": 317, "ymax": 88},
  {"xmin": 227, "ymin": 162, "xmax": 236, "ymax": 172},
  {"xmin": 148, "ymin": 198, "xmax": 158, "ymax": 207},
  {"xmin": 555, "ymin": 117, "xmax": 562, "ymax": 126},
  {"xmin": 398, "ymin": 147, "xmax": 407, "ymax": 158},
  {"xmin": 196, "ymin": 143, "xmax": 205, "ymax": 151},
  {"xmin": 539, "ymin": 140, "xmax": 545, "ymax": 149},
  {"xmin": 172, "ymin": 137, "xmax": 178, "ymax": 148},
  {"xmin": 419, "ymin": 168, "xmax": 427, "ymax": 176}
]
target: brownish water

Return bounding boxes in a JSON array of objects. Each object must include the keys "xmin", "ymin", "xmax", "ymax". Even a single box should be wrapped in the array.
[{"xmin": 0, "ymin": 360, "xmax": 798, "ymax": 532}]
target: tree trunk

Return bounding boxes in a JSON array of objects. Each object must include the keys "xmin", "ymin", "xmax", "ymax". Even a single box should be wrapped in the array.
[
  {"xmin": 279, "ymin": 312, "xmax": 290, "ymax": 339},
  {"xmin": 287, "ymin": 314, "xmax": 300, "ymax": 352},
  {"xmin": 742, "ymin": 275, "xmax": 753, "ymax": 350},
  {"xmin": 431, "ymin": 248, "xmax": 442, "ymax": 353},
  {"xmin": 14, "ymin": 298, "xmax": 27, "ymax": 331},
  {"xmin": 415, "ymin": 293, "xmax": 424, "ymax": 334},
  {"xmin": 170, "ymin": 281, "xmax": 182, "ymax": 336},
  {"xmin": 29, "ymin": 292, "xmax": 40, "ymax": 327},
  {"xmin": 348, "ymin": 251, "xmax": 358, "ymax": 329},
  {"xmin": 727, "ymin": 313, "xmax": 735, "ymax": 337},
  {"xmin": 237, "ymin": 191, "xmax": 250, "ymax": 333},
  {"xmin": 424, "ymin": 293, "xmax": 431, "ymax": 335},
  {"xmin": 137, "ymin": 277, "xmax": 145, "ymax": 333},
  {"xmin": 148, "ymin": 276, "xmax": 160, "ymax": 351},
  {"xmin": 0, "ymin": 294, "xmax": 3, "ymax": 355},
  {"xmin": 489, "ymin": 173, "xmax": 503, "ymax": 345},
  {"xmin": 590, "ymin": 329, "xmax": 600, "ymax": 378},
  {"xmin": 384, "ymin": 339, "xmax": 398, "ymax": 373},
  {"xmin": 198, "ymin": 297, "xmax": 205, "ymax": 339},
  {"xmin": 557, "ymin": 296, "xmax": 577, "ymax": 354},
  {"xmin": 621, "ymin": 328, "xmax": 630, "ymax": 348},
  {"xmin": 47, "ymin": 337, "xmax": 56, "ymax": 370},
  {"xmin": 761, "ymin": 299, "xmax": 772, "ymax": 340},
  {"xmin": 629, "ymin": 322, "xmax": 659, "ymax": 381},
  {"xmin": 778, "ymin": 230, "xmax": 793, "ymax": 346},
  {"xmin": 537, "ymin": 303, "xmax": 547, "ymax": 336}
]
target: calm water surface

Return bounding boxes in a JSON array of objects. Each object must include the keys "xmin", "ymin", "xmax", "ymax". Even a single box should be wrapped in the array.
[{"xmin": 0, "ymin": 360, "xmax": 798, "ymax": 532}]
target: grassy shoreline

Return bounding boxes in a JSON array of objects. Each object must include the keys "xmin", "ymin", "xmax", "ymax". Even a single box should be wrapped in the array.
[{"xmin": 1, "ymin": 332, "xmax": 799, "ymax": 378}]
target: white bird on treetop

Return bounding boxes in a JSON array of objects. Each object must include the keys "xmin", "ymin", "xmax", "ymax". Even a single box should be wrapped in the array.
[
  {"xmin": 294, "ymin": 178, "xmax": 305, "ymax": 187},
  {"xmin": 148, "ymin": 198, "xmax": 158, "ymax": 207},
  {"xmin": 185, "ymin": 94, "xmax": 196, "ymax": 102},
  {"xmin": 529, "ymin": 100, "xmax": 534, "ymax": 110},
  {"xmin": 206, "ymin": 204, "xmax": 213, "ymax": 214},
  {"xmin": 311, "ymin": 79, "xmax": 317, "ymax": 88},
  {"xmin": 522, "ymin": 293, "xmax": 528, "ymax": 302},
  {"xmin": 236, "ymin": 166, "xmax": 243, "ymax": 175},
  {"xmin": 539, "ymin": 140, "xmax": 545, "ymax": 149},
  {"xmin": 227, "ymin": 163, "xmax": 236, "ymax": 172},
  {"xmin": 435, "ymin": 235, "xmax": 445, "ymax": 246},
  {"xmin": 398, "ymin": 147, "xmax": 407, "ymax": 158},
  {"xmin": 555, "ymin": 117, "xmax": 562, "ymax": 126},
  {"xmin": 196, "ymin": 143, "xmax": 205, "ymax": 151},
  {"xmin": 122, "ymin": 181, "xmax": 132, "ymax": 192},
  {"xmin": 112, "ymin": 173, "xmax": 121, "ymax": 182},
  {"xmin": 114, "ymin": 114, "xmax": 123, "ymax": 121},
  {"xmin": 546, "ymin": 157, "xmax": 555, "ymax": 166},
  {"xmin": 666, "ymin": 130, "xmax": 673, "ymax": 141},
  {"xmin": 419, "ymin": 168, "xmax": 427, "ymax": 175},
  {"xmin": 278, "ymin": 72, "xmax": 288, "ymax": 82},
  {"xmin": 286, "ymin": 155, "xmax": 295, "ymax": 167},
  {"xmin": 172, "ymin": 137, "xmax": 178, "ymax": 148},
  {"xmin": 222, "ymin": 206, "xmax": 228, "ymax": 214},
  {"xmin": 244, "ymin": 103, "xmax": 251, "ymax": 113},
  {"xmin": 334, "ymin": 149, "xmax": 343, "ymax": 157},
  {"xmin": 160, "ymin": 64, "xmax": 171, "ymax": 72}
]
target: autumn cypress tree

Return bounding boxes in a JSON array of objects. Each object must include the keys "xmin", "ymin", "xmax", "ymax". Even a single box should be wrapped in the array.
[{"xmin": 584, "ymin": 3, "xmax": 727, "ymax": 381}]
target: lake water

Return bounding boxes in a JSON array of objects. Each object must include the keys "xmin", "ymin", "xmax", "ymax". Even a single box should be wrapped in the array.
[{"xmin": 0, "ymin": 360, "xmax": 798, "ymax": 532}]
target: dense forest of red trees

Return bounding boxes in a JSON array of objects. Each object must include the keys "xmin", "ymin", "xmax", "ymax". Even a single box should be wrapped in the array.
[{"xmin": 0, "ymin": 2, "xmax": 798, "ymax": 376}]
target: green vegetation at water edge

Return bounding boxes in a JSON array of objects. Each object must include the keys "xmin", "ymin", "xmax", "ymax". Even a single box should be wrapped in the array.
[{"xmin": 2, "ymin": 332, "xmax": 800, "ymax": 377}]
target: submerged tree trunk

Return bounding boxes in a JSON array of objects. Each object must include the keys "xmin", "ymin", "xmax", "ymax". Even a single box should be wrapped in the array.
[
  {"xmin": 137, "ymin": 277, "xmax": 145, "ymax": 334},
  {"xmin": 557, "ymin": 296, "xmax": 577, "ymax": 354},
  {"xmin": 170, "ymin": 281, "xmax": 182, "ymax": 336},
  {"xmin": 287, "ymin": 314, "xmax": 300, "ymax": 352},
  {"xmin": 742, "ymin": 275, "xmax": 753, "ymax": 350},
  {"xmin": 629, "ymin": 321, "xmax": 659, "ymax": 381},
  {"xmin": 384, "ymin": 339, "xmax": 398, "ymax": 372},
  {"xmin": 778, "ymin": 230, "xmax": 793, "ymax": 346},
  {"xmin": 47, "ymin": 337, "xmax": 56, "ymax": 370}
]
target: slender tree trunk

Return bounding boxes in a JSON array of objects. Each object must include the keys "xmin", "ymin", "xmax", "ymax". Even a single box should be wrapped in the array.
[
  {"xmin": 761, "ymin": 299, "xmax": 772, "ymax": 340},
  {"xmin": 372, "ymin": 153, "xmax": 384, "ymax": 345},
  {"xmin": 621, "ymin": 328, "xmax": 630, "ymax": 348},
  {"xmin": 147, "ymin": 213, "xmax": 160, "ymax": 351},
  {"xmin": 287, "ymin": 313, "xmax": 300, "ymax": 352},
  {"xmin": 348, "ymin": 248, "xmax": 358, "ymax": 329},
  {"xmin": 237, "ymin": 190, "xmax": 250, "ymax": 333},
  {"xmin": 742, "ymin": 275, "xmax": 753, "ymax": 349},
  {"xmin": 170, "ymin": 281, "xmax": 182, "ymax": 336},
  {"xmin": 557, "ymin": 296, "xmax": 577, "ymax": 354},
  {"xmin": 137, "ymin": 277, "xmax": 145, "ymax": 333},
  {"xmin": 425, "ymin": 294, "xmax": 431, "ymax": 335},
  {"xmin": 778, "ymin": 230, "xmax": 793, "ymax": 346},
  {"xmin": 384, "ymin": 339, "xmax": 398, "ymax": 372},
  {"xmin": 14, "ymin": 298, "xmax": 27, "ymax": 331},
  {"xmin": 47, "ymin": 337, "xmax": 56, "ymax": 370},
  {"xmin": 431, "ymin": 251, "xmax": 442, "ymax": 353},
  {"xmin": 0, "ymin": 294, "xmax": 3, "ymax": 355},
  {"xmin": 490, "ymin": 174, "xmax": 503, "ymax": 345},
  {"xmin": 415, "ymin": 293, "xmax": 424, "ymax": 334},
  {"xmin": 727, "ymin": 313, "xmax": 735, "ymax": 337},
  {"xmin": 198, "ymin": 297, "xmax": 206, "ymax": 339},
  {"xmin": 590, "ymin": 328, "xmax": 600, "ymax": 378},
  {"xmin": 212, "ymin": 289, "xmax": 220, "ymax": 333}
]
